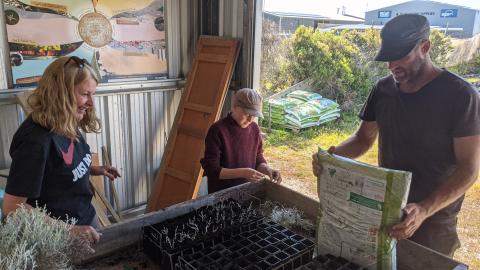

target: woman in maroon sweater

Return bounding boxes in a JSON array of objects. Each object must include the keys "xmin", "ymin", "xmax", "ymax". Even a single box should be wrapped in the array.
[{"xmin": 201, "ymin": 88, "xmax": 282, "ymax": 193}]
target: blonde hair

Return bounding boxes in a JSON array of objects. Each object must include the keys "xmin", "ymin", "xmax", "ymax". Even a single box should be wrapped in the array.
[{"xmin": 29, "ymin": 57, "xmax": 101, "ymax": 139}]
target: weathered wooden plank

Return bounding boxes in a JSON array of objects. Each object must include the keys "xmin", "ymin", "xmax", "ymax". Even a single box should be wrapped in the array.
[
  {"xmin": 91, "ymin": 183, "xmax": 122, "ymax": 223},
  {"xmin": 183, "ymin": 103, "xmax": 215, "ymax": 114},
  {"xmin": 91, "ymin": 196, "xmax": 111, "ymax": 227},
  {"xmin": 165, "ymin": 167, "xmax": 191, "ymax": 183},
  {"xmin": 197, "ymin": 54, "xmax": 229, "ymax": 63},
  {"xmin": 101, "ymin": 146, "xmax": 121, "ymax": 217},
  {"xmin": 147, "ymin": 36, "xmax": 240, "ymax": 211},
  {"xmin": 90, "ymin": 154, "xmax": 106, "ymax": 213},
  {"xmin": 397, "ymin": 240, "xmax": 467, "ymax": 270}
]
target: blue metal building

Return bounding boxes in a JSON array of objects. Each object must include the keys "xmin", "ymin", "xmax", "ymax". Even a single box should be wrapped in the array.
[{"xmin": 365, "ymin": 0, "xmax": 480, "ymax": 38}]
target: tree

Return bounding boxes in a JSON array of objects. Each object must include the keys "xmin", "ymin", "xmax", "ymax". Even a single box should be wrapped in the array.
[
  {"xmin": 429, "ymin": 29, "xmax": 453, "ymax": 66},
  {"xmin": 260, "ymin": 19, "xmax": 290, "ymax": 96},
  {"xmin": 280, "ymin": 27, "xmax": 387, "ymax": 111}
]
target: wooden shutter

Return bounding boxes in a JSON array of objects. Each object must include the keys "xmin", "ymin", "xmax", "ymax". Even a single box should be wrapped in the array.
[{"xmin": 147, "ymin": 36, "xmax": 240, "ymax": 212}]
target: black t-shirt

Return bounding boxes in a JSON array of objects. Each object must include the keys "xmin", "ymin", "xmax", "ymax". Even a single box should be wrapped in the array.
[
  {"xmin": 359, "ymin": 70, "xmax": 480, "ymax": 221},
  {"xmin": 6, "ymin": 117, "xmax": 95, "ymax": 225}
]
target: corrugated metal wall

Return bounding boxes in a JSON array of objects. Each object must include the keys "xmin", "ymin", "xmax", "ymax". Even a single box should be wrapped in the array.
[
  {"xmin": 86, "ymin": 88, "xmax": 182, "ymax": 210},
  {"xmin": 0, "ymin": 101, "xmax": 23, "ymax": 166},
  {"xmin": 0, "ymin": 0, "xmax": 260, "ymax": 213},
  {"xmin": 0, "ymin": 86, "xmax": 182, "ymax": 211}
]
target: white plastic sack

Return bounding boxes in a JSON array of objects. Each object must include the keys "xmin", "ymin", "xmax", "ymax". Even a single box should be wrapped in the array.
[{"xmin": 316, "ymin": 148, "xmax": 411, "ymax": 270}]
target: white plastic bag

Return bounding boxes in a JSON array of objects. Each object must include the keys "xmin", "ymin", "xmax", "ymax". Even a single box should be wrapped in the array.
[{"xmin": 316, "ymin": 148, "xmax": 411, "ymax": 270}]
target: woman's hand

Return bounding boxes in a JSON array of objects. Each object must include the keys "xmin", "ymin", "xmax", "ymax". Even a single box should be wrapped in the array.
[
  {"xmin": 90, "ymin": 165, "xmax": 121, "ymax": 181},
  {"xmin": 270, "ymin": 169, "xmax": 282, "ymax": 183},
  {"xmin": 241, "ymin": 168, "xmax": 267, "ymax": 182},
  {"xmin": 69, "ymin": 225, "xmax": 101, "ymax": 244},
  {"xmin": 2, "ymin": 193, "xmax": 30, "ymax": 218},
  {"xmin": 256, "ymin": 163, "xmax": 282, "ymax": 184}
]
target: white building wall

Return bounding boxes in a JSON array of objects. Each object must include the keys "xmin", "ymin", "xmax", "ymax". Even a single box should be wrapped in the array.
[{"xmin": 365, "ymin": 1, "xmax": 478, "ymax": 37}]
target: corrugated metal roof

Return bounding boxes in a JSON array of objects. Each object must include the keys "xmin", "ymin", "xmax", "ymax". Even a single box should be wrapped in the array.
[
  {"xmin": 322, "ymin": 24, "xmax": 463, "ymax": 32},
  {"xmin": 264, "ymin": 11, "xmax": 364, "ymax": 23},
  {"xmin": 367, "ymin": 0, "xmax": 479, "ymax": 12}
]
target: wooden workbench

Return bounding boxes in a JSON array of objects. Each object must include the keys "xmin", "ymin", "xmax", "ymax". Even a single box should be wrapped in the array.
[{"xmin": 82, "ymin": 181, "xmax": 467, "ymax": 270}]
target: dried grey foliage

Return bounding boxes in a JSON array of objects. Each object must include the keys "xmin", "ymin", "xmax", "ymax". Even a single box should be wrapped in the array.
[
  {"xmin": 0, "ymin": 206, "xmax": 94, "ymax": 270},
  {"xmin": 260, "ymin": 200, "xmax": 314, "ymax": 233}
]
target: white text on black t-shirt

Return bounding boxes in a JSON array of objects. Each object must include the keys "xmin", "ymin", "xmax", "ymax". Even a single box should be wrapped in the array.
[{"xmin": 72, "ymin": 153, "xmax": 92, "ymax": 182}]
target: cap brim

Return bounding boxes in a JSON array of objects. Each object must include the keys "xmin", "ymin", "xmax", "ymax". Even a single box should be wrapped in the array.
[
  {"xmin": 374, "ymin": 42, "xmax": 417, "ymax": 62},
  {"xmin": 243, "ymin": 108, "xmax": 263, "ymax": 118}
]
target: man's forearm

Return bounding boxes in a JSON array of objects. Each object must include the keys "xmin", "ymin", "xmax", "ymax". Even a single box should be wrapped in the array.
[
  {"xmin": 334, "ymin": 135, "xmax": 373, "ymax": 159},
  {"xmin": 421, "ymin": 135, "xmax": 480, "ymax": 218},
  {"xmin": 420, "ymin": 165, "xmax": 478, "ymax": 218},
  {"xmin": 333, "ymin": 121, "xmax": 378, "ymax": 159}
]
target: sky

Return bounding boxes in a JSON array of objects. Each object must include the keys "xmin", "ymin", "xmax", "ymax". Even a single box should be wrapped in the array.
[{"xmin": 263, "ymin": 0, "xmax": 480, "ymax": 18}]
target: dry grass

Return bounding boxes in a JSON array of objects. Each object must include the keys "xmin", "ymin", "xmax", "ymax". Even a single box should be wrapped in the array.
[{"xmin": 264, "ymin": 130, "xmax": 480, "ymax": 269}]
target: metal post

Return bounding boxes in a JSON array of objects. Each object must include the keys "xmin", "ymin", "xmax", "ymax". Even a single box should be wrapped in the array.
[
  {"xmin": 268, "ymin": 102, "xmax": 272, "ymax": 132},
  {"xmin": 0, "ymin": 2, "xmax": 13, "ymax": 89},
  {"xmin": 166, "ymin": 0, "xmax": 181, "ymax": 79}
]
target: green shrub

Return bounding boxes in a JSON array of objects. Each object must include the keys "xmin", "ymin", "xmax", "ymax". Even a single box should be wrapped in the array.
[
  {"xmin": 450, "ymin": 53, "xmax": 480, "ymax": 75},
  {"xmin": 429, "ymin": 30, "xmax": 454, "ymax": 66},
  {"xmin": 261, "ymin": 26, "xmax": 389, "ymax": 113},
  {"xmin": 260, "ymin": 26, "xmax": 458, "ymax": 115}
]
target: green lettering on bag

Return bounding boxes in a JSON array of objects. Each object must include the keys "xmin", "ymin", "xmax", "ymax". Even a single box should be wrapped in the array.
[{"xmin": 349, "ymin": 192, "xmax": 384, "ymax": 211}]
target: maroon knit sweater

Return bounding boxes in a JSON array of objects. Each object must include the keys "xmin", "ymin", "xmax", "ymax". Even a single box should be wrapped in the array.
[{"xmin": 201, "ymin": 113, "xmax": 267, "ymax": 193}]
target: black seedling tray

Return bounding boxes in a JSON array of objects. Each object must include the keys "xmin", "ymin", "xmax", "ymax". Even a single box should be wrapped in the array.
[
  {"xmin": 176, "ymin": 219, "xmax": 315, "ymax": 270},
  {"xmin": 143, "ymin": 199, "xmax": 264, "ymax": 270}
]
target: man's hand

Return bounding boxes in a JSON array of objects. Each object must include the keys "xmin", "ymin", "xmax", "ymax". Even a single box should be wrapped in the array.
[
  {"xmin": 91, "ymin": 165, "xmax": 121, "ymax": 181},
  {"xmin": 389, "ymin": 203, "xmax": 429, "ymax": 240},
  {"xmin": 312, "ymin": 146, "xmax": 335, "ymax": 177},
  {"xmin": 241, "ymin": 168, "xmax": 267, "ymax": 182}
]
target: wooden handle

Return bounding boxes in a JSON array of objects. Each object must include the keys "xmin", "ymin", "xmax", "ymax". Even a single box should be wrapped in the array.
[{"xmin": 101, "ymin": 146, "xmax": 121, "ymax": 218}]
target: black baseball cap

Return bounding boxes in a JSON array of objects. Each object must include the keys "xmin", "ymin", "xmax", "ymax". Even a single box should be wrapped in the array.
[{"xmin": 375, "ymin": 14, "xmax": 430, "ymax": 62}]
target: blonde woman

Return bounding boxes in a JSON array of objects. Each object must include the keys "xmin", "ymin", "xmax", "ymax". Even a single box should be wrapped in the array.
[{"xmin": 3, "ymin": 56, "xmax": 120, "ymax": 244}]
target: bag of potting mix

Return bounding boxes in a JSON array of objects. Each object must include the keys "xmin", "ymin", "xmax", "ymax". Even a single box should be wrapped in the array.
[
  {"xmin": 262, "ymin": 90, "xmax": 341, "ymax": 130},
  {"xmin": 315, "ymin": 148, "xmax": 411, "ymax": 270},
  {"xmin": 286, "ymin": 89, "xmax": 322, "ymax": 102}
]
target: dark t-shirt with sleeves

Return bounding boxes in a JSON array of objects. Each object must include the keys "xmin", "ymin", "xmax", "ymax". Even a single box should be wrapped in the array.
[
  {"xmin": 201, "ymin": 113, "xmax": 267, "ymax": 193},
  {"xmin": 359, "ymin": 70, "xmax": 480, "ymax": 221},
  {"xmin": 6, "ymin": 116, "xmax": 95, "ymax": 225}
]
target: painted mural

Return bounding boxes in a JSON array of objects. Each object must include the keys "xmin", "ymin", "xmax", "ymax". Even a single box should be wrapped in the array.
[{"xmin": 3, "ymin": 0, "xmax": 167, "ymax": 87}]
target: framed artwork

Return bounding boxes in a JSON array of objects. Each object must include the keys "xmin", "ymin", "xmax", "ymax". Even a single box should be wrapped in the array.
[{"xmin": 3, "ymin": 0, "xmax": 167, "ymax": 87}]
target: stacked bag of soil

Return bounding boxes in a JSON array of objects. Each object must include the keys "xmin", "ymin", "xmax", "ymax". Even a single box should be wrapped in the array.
[
  {"xmin": 263, "ymin": 90, "xmax": 340, "ymax": 130},
  {"xmin": 262, "ymin": 97, "xmax": 304, "ymax": 126}
]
